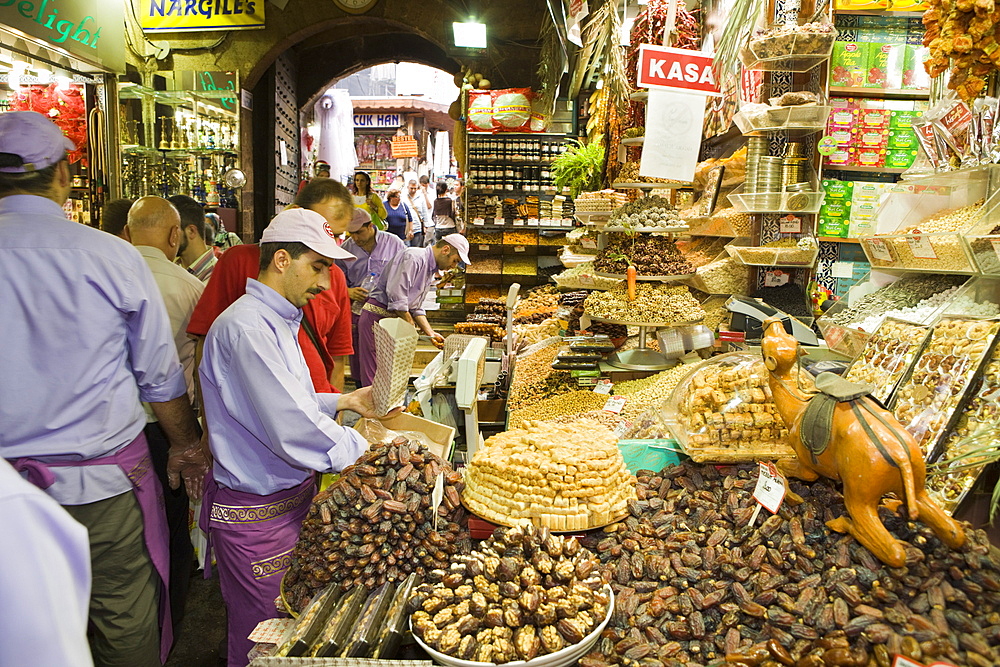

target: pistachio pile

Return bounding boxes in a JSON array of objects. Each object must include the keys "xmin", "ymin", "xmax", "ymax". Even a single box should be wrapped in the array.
[
  {"xmin": 409, "ymin": 524, "xmax": 610, "ymax": 663},
  {"xmin": 578, "ymin": 461, "xmax": 1000, "ymax": 667},
  {"xmin": 584, "ymin": 283, "xmax": 705, "ymax": 324},
  {"xmin": 283, "ymin": 437, "xmax": 471, "ymax": 612}
]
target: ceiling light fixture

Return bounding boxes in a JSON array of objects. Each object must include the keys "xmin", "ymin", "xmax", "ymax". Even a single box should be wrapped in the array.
[{"xmin": 452, "ymin": 21, "xmax": 487, "ymax": 49}]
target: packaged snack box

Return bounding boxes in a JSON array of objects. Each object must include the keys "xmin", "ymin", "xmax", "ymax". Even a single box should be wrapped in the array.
[{"xmin": 831, "ymin": 41, "xmax": 868, "ymax": 87}]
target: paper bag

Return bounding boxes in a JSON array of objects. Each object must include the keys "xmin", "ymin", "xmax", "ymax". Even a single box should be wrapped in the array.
[{"xmin": 372, "ymin": 318, "xmax": 419, "ymax": 416}]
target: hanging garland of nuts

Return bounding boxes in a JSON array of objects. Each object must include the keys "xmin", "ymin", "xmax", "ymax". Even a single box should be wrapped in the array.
[
  {"xmin": 282, "ymin": 436, "xmax": 472, "ymax": 612},
  {"xmin": 409, "ymin": 523, "xmax": 611, "ymax": 663}
]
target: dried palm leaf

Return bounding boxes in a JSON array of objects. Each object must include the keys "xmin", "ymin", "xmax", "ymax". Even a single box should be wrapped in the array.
[
  {"xmin": 569, "ymin": 0, "xmax": 630, "ymax": 115},
  {"xmin": 712, "ymin": 0, "xmax": 765, "ymax": 85},
  {"xmin": 536, "ymin": 16, "xmax": 565, "ymax": 117}
]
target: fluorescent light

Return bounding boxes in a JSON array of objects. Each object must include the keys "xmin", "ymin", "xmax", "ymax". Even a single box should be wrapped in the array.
[{"xmin": 452, "ymin": 22, "xmax": 487, "ymax": 49}]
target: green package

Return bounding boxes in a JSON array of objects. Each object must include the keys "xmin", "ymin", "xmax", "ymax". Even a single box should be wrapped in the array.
[
  {"xmin": 822, "ymin": 179, "xmax": 854, "ymax": 199},
  {"xmin": 831, "ymin": 42, "xmax": 868, "ymax": 87}
]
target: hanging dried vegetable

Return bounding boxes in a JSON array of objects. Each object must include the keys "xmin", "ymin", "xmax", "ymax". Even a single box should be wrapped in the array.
[{"xmin": 923, "ymin": 0, "xmax": 1000, "ymax": 101}]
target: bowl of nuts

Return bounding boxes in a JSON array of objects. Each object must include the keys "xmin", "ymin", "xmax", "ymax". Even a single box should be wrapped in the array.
[{"xmin": 409, "ymin": 524, "xmax": 613, "ymax": 667}]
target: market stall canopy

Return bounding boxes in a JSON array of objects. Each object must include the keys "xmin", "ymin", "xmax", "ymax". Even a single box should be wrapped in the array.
[{"xmin": 351, "ymin": 96, "xmax": 452, "ymax": 132}]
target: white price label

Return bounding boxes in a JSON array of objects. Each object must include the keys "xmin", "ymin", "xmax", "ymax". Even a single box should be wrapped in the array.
[
  {"xmin": 513, "ymin": 219, "xmax": 525, "ymax": 227},
  {"xmin": 479, "ymin": 244, "xmax": 490, "ymax": 251},
  {"xmin": 613, "ymin": 420, "xmax": 632, "ymax": 438},
  {"xmin": 907, "ymin": 235, "xmax": 938, "ymax": 260},
  {"xmin": 582, "ymin": 238, "xmax": 598, "ymax": 249},
  {"xmin": 891, "ymin": 657, "xmax": 928, "ymax": 667},
  {"xmin": 593, "ymin": 379, "xmax": 614, "ymax": 394},
  {"xmin": 831, "ymin": 261, "xmax": 854, "ymax": 279},
  {"xmin": 578, "ymin": 274, "xmax": 596, "ymax": 287},
  {"xmin": 867, "ymin": 238, "xmax": 893, "ymax": 262},
  {"xmin": 515, "ymin": 245, "xmax": 526, "ymax": 253},
  {"xmin": 527, "ymin": 218, "xmax": 539, "ymax": 226},
  {"xmin": 779, "ymin": 215, "xmax": 802, "ymax": 233},
  {"xmin": 473, "ymin": 218, "xmax": 486, "ymax": 226},
  {"xmin": 990, "ymin": 238, "xmax": 1000, "ymax": 262},
  {"xmin": 602, "ymin": 395, "xmax": 627, "ymax": 414},
  {"xmin": 432, "ymin": 471, "xmax": 445, "ymax": 531},
  {"xmin": 752, "ymin": 462, "xmax": 787, "ymax": 514},
  {"xmin": 764, "ymin": 270, "xmax": 790, "ymax": 287}
]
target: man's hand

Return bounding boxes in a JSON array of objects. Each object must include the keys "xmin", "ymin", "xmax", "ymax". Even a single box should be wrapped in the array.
[
  {"xmin": 429, "ymin": 332, "xmax": 445, "ymax": 349},
  {"xmin": 348, "ymin": 287, "xmax": 369, "ymax": 303},
  {"xmin": 337, "ymin": 386, "xmax": 402, "ymax": 419},
  {"xmin": 166, "ymin": 435, "xmax": 209, "ymax": 500}
]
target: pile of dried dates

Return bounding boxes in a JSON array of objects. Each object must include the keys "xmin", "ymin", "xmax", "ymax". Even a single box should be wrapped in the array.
[
  {"xmin": 283, "ymin": 437, "xmax": 471, "ymax": 612},
  {"xmin": 578, "ymin": 461, "xmax": 1000, "ymax": 667},
  {"xmin": 594, "ymin": 234, "xmax": 693, "ymax": 277},
  {"xmin": 408, "ymin": 523, "xmax": 610, "ymax": 663}
]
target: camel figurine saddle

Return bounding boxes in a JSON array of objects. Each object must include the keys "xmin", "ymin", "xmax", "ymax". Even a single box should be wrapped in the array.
[{"xmin": 800, "ymin": 372, "xmax": 877, "ymax": 463}]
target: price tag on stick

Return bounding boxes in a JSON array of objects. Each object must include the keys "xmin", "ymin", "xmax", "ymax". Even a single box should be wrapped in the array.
[
  {"xmin": 432, "ymin": 471, "xmax": 444, "ymax": 531},
  {"xmin": 602, "ymin": 395, "xmax": 627, "ymax": 414},
  {"xmin": 749, "ymin": 461, "xmax": 787, "ymax": 525},
  {"xmin": 593, "ymin": 379, "xmax": 614, "ymax": 394}
]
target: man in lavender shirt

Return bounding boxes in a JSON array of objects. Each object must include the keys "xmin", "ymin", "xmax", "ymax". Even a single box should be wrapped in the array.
[
  {"xmin": 356, "ymin": 234, "xmax": 471, "ymax": 386},
  {"xmin": 199, "ymin": 208, "xmax": 386, "ymax": 667},
  {"xmin": 337, "ymin": 208, "xmax": 406, "ymax": 383},
  {"xmin": 0, "ymin": 111, "xmax": 207, "ymax": 666}
]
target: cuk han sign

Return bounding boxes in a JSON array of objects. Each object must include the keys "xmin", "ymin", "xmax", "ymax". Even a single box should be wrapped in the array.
[{"xmin": 637, "ymin": 45, "xmax": 720, "ymax": 96}]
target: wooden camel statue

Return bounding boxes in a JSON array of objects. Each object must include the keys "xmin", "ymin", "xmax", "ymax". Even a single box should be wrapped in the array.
[{"xmin": 760, "ymin": 317, "xmax": 965, "ymax": 568}]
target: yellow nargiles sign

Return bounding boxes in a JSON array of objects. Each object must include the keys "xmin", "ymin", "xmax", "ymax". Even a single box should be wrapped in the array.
[{"xmin": 140, "ymin": 0, "xmax": 264, "ymax": 31}]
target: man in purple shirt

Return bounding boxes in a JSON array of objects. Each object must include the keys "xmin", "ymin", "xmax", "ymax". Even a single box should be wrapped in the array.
[
  {"xmin": 0, "ymin": 111, "xmax": 207, "ymax": 666},
  {"xmin": 337, "ymin": 208, "xmax": 406, "ymax": 383},
  {"xmin": 356, "ymin": 233, "xmax": 471, "ymax": 386},
  {"xmin": 199, "ymin": 208, "xmax": 385, "ymax": 667}
]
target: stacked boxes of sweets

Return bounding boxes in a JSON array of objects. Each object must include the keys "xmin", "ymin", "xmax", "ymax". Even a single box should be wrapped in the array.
[
  {"xmin": 829, "ymin": 14, "xmax": 930, "ymax": 93},
  {"xmin": 823, "ymin": 100, "xmax": 924, "ymax": 171},
  {"xmin": 892, "ymin": 317, "xmax": 1000, "ymax": 460}
]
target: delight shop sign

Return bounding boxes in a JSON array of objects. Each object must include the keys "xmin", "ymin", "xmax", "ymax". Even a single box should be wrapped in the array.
[{"xmin": 0, "ymin": 0, "xmax": 125, "ymax": 73}]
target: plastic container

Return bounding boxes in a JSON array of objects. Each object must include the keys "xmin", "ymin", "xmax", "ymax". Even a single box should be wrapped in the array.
[
  {"xmin": 861, "ymin": 233, "xmax": 979, "ymax": 274},
  {"xmin": 273, "ymin": 584, "xmax": 341, "ymax": 657},
  {"xmin": 687, "ymin": 207, "xmax": 753, "ymax": 237},
  {"xmin": 311, "ymin": 584, "xmax": 369, "ymax": 657},
  {"xmin": 568, "ymin": 335, "xmax": 617, "ymax": 353},
  {"xmin": 662, "ymin": 352, "xmax": 799, "ymax": 463},
  {"xmin": 891, "ymin": 317, "xmax": 1000, "ymax": 461},
  {"xmin": 726, "ymin": 240, "xmax": 820, "ymax": 267},
  {"xmin": 340, "ymin": 582, "xmax": 396, "ymax": 657},
  {"xmin": 842, "ymin": 318, "xmax": 931, "ymax": 406},
  {"xmin": 728, "ymin": 191, "xmax": 824, "ymax": 214},
  {"xmin": 411, "ymin": 586, "xmax": 614, "ymax": 667},
  {"xmin": 741, "ymin": 23, "xmax": 838, "ymax": 72},
  {"xmin": 371, "ymin": 573, "xmax": 422, "ymax": 660},
  {"xmin": 734, "ymin": 104, "xmax": 832, "ymax": 134}
]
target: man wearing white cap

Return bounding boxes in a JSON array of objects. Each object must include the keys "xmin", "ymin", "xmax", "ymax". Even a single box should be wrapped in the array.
[
  {"xmin": 356, "ymin": 233, "xmax": 471, "ymax": 386},
  {"xmin": 198, "ymin": 208, "xmax": 385, "ymax": 667}
]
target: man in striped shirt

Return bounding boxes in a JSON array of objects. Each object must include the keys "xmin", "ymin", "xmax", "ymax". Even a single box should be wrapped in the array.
[{"xmin": 171, "ymin": 194, "xmax": 217, "ymax": 283}]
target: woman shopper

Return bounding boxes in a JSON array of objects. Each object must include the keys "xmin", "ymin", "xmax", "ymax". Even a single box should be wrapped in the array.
[
  {"xmin": 350, "ymin": 171, "xmax": 387, "ymax": 231},
  {"xmin": 382, "ymin": 189, "xmax": 414, "ymax": 242},
  {"xmin": 432, "ymin": 180, "xmax": 462, "ymax": 242}
]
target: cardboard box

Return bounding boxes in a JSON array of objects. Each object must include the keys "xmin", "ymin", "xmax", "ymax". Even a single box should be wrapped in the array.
[
  {"xmin": 356, "ymin": 413, "xmax": 456, "ymax": 461},
  {"xmin": 849, "ymin": 214, "xmax": 878, "ymax": 238},
  {"xmin": 822, "ymin": 179, "xmax": 854, "ymax": 199},
  {"xmin": 859, "ymin": 108, "xmax": 891, "ymax": 127},
  {"xmin": 831, "ymin": 42, "xmax": 869, "ymax": 87},
  {"xmin": 888, "ymin": 128, "xmax": 918, "ymax": 149},
  {"xmin": 819, "ymin": 216, "xmax": 850, "ymax": 237},
  {"xmin": 887, "ymin": 148, "xmax": 918, "ymax": 168},
  {"xmin": 829, "ymin": 107, "xmax": 859, "ymax": 126},
  {"xmin": 855, "ymin": 148, "xmax": 887, "ymax": 167},
  {"xmin": 826, "ymin": 146, "xmax": 855, "ymax": 166},
  {"xmin": 834, "ymin": 0, "xmax": 889, "ymax": 9},
  {"xmin": 852, "ymin": 181, "xmax": 885, "ymax": 198},
  {"xmin": 829, "ymin": 127, "xmax": 854, "ymax": 145},
  {"xmin": 858, "ymin": 126, "xmax": 891, "ymax": 147},
  {"xmin": 821, "ymin": 198, "xmax": 852, "ymax": 218},
  {"xmin": 851, "ymin": 198, "xmax": 881, "ymax": 218},
  {"xmin": 902, "ymin": 42, "xmax": 931, "ymax": 90},
  {"xmin": 890, "ymin": 109, "xmax": 922, "ymax": 129}
]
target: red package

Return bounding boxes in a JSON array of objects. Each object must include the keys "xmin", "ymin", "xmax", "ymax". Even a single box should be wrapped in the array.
[
  {"xmin": 466, "ymin": 89, "xmax": 494, "ymax": 133},
  {"xmin": 491, "ymin": 88, "xmax": 533, "ymax": 133}
]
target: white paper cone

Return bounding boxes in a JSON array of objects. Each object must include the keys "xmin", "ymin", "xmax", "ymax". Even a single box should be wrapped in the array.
[{"xmin": 372, "ymin": 318, "xmax": 419, "ymax": 416}]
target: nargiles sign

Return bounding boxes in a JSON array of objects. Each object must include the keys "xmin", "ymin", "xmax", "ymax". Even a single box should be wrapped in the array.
[{"xmin": 0, "ymin": 0, "xmax": 126, "ymax": 73}]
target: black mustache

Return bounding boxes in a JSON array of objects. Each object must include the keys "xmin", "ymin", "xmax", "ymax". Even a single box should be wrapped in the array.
[{"xmin": 308, "ymin": 288, "xmax": 324, "ymax": 295}]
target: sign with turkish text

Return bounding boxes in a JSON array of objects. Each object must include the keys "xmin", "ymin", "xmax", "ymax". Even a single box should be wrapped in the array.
[
  {"xmin": 140, "ymin": 0, "xmax": 265, "ymax": 32},
  {"xmin": 354, "ymin": 113, "xmax": 402, "ymax": 128},
  {"xmin": 640, "ymin": 88, "xmax": 706, "ymax": 182},
  {"xmin": 637, "ymin": 44, "xmax": 720, "ymax": 95},
  {"xmin": 1, "ymin": 0, "xmax": 126, "ymax": 73},
  {"xmin": 391, "ymin": 135, "xmax": 419, "ymax": 158}
]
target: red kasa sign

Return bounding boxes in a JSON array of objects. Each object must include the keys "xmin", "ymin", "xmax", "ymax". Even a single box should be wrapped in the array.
[{"xmin": 637, "ymin": 44, "xmax": 720, "ymax": 95}]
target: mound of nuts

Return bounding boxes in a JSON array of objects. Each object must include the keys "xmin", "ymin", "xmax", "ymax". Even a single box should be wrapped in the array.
[
  {"xmin": 578, "ymin": 461, "xmax": 1000, "ymax": 667},
  {"xmin": 508, "ymin": 390, "xmax": 609, "ymax": 425},
  {"xmin": 408, "ymin": 524, "xmax": 611, "ymax": 663},
  {"xmin": 584, "ymin": 283, "xmax": 705, "ymax": 324},
  {"xmin": 283, "ymin": 436, "xmax": 471, "ymax": 612}
]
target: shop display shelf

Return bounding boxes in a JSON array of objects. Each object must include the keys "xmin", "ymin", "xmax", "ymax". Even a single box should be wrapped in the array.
[
  {"xmin": 552, "ymin": 275, "xmax": 619, "ymax": 291},
  {"xmin": 825, "ymin": 164, "xmax": 910, "ymax": 175},
  {"xmin": 728, "ymin": 191, "xmax": 824, "ymax": 214},
  {"xmin": 859, "ymin": 233, "xmax": 979, "ymax": 275},
  {"xmin": 613, "ymin": 181, "xmax": 692, "ymax": 190},
  {"xmin": 598, "ymin": 224, "xmax": 690, "ymax": 234},
  {"xmin": 828, "ymin": 86, "xmax": 930, "ymax": 99},
  {"xmin": 621, "ymin": 137, "xmax": 645, "ymax": 146},
  {"xmin": 726, "ymin": 242, "xmax": 820, "ymax": 267},
  {"xmin": 739, "ymin": 27, "xmax": 837, "ymax": 72},
  {"xmin": 817, "ymin": 314, "xmax": 874, "ymax": 358},
  {"xmin": 574, "ymin": 211, "xmax": 614, "ymax": 224},
  {"xmin": 593, "ymin": 270, "xmax": 697, "ymax": 282},
  {"xmin": 733, "ymin": 105, "xmax": 831, "ymax": 134},
  {"xmin": 560, "ymin": 250, "xmax": 599, "ymax": 268}
]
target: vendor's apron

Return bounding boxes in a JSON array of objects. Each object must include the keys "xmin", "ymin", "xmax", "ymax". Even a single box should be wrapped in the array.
[
  {"xmin": 200, "ymin": 470, "xmax": 314, "ymax": 667},
  {"xmin": 357, "ymin": 299, "xmax": 391, "ymax": 387},
  {"xmin": 7, "ymin": 433, "xmax": 173, "ymax": 662}
]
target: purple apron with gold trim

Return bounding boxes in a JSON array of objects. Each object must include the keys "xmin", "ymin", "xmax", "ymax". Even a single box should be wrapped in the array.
[
  {"xmin": 200, "ymin": 470, "xmax": 314, "ymax": 667},
  {"xmin": 8, "ymin": 432, "xmax": 173, "ymax": 662}
]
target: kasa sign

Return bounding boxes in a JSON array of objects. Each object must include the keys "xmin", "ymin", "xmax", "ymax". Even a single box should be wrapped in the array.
[{"xmin": 637, "ymin": 45, "xmax": 719, "ymax": 96}]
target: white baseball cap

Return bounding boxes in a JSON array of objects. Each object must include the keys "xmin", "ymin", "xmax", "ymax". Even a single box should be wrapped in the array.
[
  {"xmin": 0, "ymin": 111, "xmax": 76, "ymax": 173},
  {"xmin": 261, "ymin": 208, "xmax": 355, "ymax": 261},
  {"xmin": 441, "ymin": 233, "xmax": 471, "ymax": 265}
]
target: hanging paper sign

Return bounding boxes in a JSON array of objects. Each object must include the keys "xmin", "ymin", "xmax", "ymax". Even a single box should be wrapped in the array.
[
  {"xmin": 637, "ymin": 45, "xmax": 721, "ymax": 95},
  {"xmin": 640, "ymin": 88, "xmax": 707, "ymax": 182},
  {"xmin": 391, "ymin": 136, "xmax": 419, "ymax": 158}
]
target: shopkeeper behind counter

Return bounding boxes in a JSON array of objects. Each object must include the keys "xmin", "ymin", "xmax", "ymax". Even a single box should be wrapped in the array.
[
  {"xmin": 337, "ymin": 208, "xmax": 406, "ymax": 385},
  {"xmin": 198, "ymin": 208, "xmax": 389, "ymax": 667},
  {"xmin": 355, "ymin": 234, "xmax": 471, "ymax": 386}
]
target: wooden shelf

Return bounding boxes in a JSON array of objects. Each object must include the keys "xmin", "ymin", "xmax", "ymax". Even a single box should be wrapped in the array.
[
  {"xmin": 828, "ymin": 86, "xmax": 929, "ymax": 99},
  {"xmin": 833, "ymin": 9, "xmax": 924, "ymax": 15},
  {"xmin": 818, "ymin": 236, "xmax": 861, "ymax": 244},
  {"xmin": 824, "ymin": 165, "xmax": 909, "ymax": 174}
]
